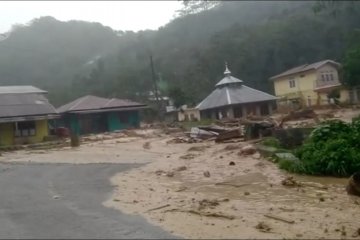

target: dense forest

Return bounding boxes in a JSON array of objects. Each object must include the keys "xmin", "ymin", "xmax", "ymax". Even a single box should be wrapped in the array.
[{"xmin": 0, "ymin": 1, "xmax": 360, "ymax": 107}]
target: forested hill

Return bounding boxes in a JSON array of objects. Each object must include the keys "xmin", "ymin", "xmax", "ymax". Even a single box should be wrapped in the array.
[{"xmin": 0, "ymin": 1, "xmax": 359, "ymax": 107}]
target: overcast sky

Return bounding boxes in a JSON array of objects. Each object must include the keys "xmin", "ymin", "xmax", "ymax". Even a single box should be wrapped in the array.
[{"xmin": 0, "ymin": 1, "xmax": 183, "ymax": 33}]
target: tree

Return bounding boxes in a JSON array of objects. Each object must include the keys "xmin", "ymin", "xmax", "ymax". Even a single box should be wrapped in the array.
[
  {"xmin": 343, "ymin": 46, "xmax": 360, "ymax": 87},
  {"xmin": 168, "ymin": 86, "xmax": 187, "ymax": 108},
  {"xmin": 177, "ymin": 0, "xmax": 221, "ymax": 16}
]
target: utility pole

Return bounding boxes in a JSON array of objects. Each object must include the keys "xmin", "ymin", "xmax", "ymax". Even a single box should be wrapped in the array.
[{"xmin": 149, "ymin": 54, "xmax": 162, "ymax": 121}]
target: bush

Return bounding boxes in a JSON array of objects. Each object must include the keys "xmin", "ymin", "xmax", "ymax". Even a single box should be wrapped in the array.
[{"xmin": 281, "ymin": 119, "xmax": 360, "ymax": 177}]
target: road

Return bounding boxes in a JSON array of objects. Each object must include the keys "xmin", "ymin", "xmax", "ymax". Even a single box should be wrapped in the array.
[{"xmin": 0, "ymin": 162, "xmax": 176, "ymax": 239}]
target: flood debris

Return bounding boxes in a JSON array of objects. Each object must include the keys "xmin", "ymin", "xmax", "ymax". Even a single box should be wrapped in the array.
[
  {"xmin": 188, "ymin": 146, "xmax": 209, "ymax": 152},
  {"xmin": 281, "ymin": 176, "xmax": 301, "ymax": 187},
  {"xmin": 264, "ymin": 214, "xmax": 295, "ymax": 224},
  {"xmin": 174, "ymin": 166, "xmax": 187, "ymax": 172},
  {"xmin": 145, "ymin": 204, "xmax": 171, "ymax": 213},
  {"xmin": 255, "ymin": 222, "xmax": 272, "ymax": 233},
  {"xmin": 190, "ymin": 127, "xmax": 218, "ymax": 140},
  {"xmin": 203, "ymin": 171, "xmax": 211, "ymax": 177},
  {"xmin": 198, "ymin": 199, "xmax": 220, "ymax": 210},
  {"xmin": 166, "ymin": 171, "xmax": 175, "ymax": 177},
  {"xmin": 215, "ymin": 128, "xmax": 243, "ymax": 143},
  {"xmin": 155, "ymin": 170, "xmax": 166, "ymax": 176},
  {"xmin": 180, "ymin": 153, "xmax": 197, "ymax": 160},
  {"xmin": 215, "ymin": 182, "xmax": 251, "ymax": 188},
  {"xmin": 229, "ymin": 161, "xmax": 236, "ymax": 166},
  {"xmin": 174, "ymin": 186, "xmax": 188, "ymax": 192},
  {"xmin": 165, "ymin": 208, "xmax": 235, "ymax": 220}
]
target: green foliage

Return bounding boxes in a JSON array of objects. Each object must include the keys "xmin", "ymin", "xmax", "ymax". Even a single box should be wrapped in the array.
[
  {"xmin": 282, "ymin": 119, "xmax": 360, "ymax": 177},
  {"xmin": 168, "ymin": 86, "xmax": 187, "ymax": 108},
  {"xmin": 261, "ymin": 137, "xmax": 281, "ymax": 148},
  {"xmin": 343, "ymin": 45, "xmax": 360, "ymax": 87},
  {"xmin": 309, "ymin": 119, "xmax": 351, "ymax": 142}
]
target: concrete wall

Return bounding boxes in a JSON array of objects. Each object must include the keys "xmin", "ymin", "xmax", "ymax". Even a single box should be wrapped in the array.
[{"xmin": 178, "ymin": 109, "xmax": 201, "ymax": 122}]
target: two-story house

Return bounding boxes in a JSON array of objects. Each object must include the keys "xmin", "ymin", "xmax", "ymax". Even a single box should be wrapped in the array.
[{"xmin": 269, "ymin": 60, "xmax": 349, "ymax": 108}]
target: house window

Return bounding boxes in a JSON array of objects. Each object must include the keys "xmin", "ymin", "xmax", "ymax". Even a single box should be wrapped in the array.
[
  {"xmin": 289, "ymin": 79, "xmax": 296, "ymax": 88},
  {"xmin": 325, "ymin": 74, "xmax": 330, "ymax": 82},
  {"xmin": 15, "ymin": 121, "xmax": 36, "ymax": 137},
  {"xmin": 321, "ymin": 74, "xmax": 326, "ymax": 82},
  {"xmin": 330, "ymin": 73, "xmax": 334, "ymax": 81}
]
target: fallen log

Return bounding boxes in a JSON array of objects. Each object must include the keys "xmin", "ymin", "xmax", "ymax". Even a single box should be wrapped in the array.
[
  {"xmin": 165, "ymin": 209, "xmax": 235, "ymax": 220},
  {"xmin": 264, "ymin": 214, "xmax": 295, "ymax": 224},
  {"xmin": 145, "ymin": 204, "xmax": 171, "ymax": 213},
  {"xmin": 215, "ymin": 182, "xmax": 251, "ymax": 188}
]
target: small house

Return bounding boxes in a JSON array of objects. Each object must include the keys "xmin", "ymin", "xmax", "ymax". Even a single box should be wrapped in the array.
[
  {"xmin": 56, "ymin": 95, "xmax": 147, "ymax": 135},
  {"xmin": 0, "ymin": 86, "xmax": 59, "ymax": 146},
  {"xmin": 197, "ymin": 64, "xmax": 277, "ymax": 120}
]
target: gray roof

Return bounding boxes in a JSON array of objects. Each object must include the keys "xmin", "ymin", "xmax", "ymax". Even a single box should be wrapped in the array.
[
  {"xmin": 0, "ymin": 85, "xmax": 47, "ymax": 94},
  {"xmin": 269, "ymin": 59, "xmax": 341, "ymax": 80},
  {"xmin": 196, "ymin": 84, "xmax": 277, "ymax": 110},
  {"xmin": 197, "ymin": 64, "xmax": 277, "ymax": 110},
  {"xmin": 57, "ymin": 95, "xmax": 147, "ymax": 113},
  {"xmin": 215, "ymin": 75, "xmax": 243, "ymax": 87},
  {"xmin": 0, "ymin": 93, "xmax": 58, "ymax": 119},
  {"xmin": 216, "ymin": 65, "xmax": 243, "ymax": 87}
]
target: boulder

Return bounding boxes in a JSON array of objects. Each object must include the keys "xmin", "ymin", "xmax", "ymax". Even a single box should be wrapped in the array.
[{"xmin": 347, "ymin": 172, "xmax": 360, "ymax": 197}]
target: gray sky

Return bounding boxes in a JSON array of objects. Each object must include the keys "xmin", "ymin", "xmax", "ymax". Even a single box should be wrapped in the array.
[{"xmin": 0, "ymin": 1, "xmax": 183, "ymax": 33}]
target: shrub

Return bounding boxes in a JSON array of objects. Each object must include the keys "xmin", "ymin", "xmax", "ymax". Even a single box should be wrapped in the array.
[{"xmin": 281, "ymin": 119, "xmax": 360, "ymax": 177}]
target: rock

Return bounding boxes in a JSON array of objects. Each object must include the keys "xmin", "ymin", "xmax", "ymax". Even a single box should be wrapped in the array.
[
  {"xmin": 253, "ymin": 153, "xmax": 261, "ymax": 159},
  {"xmin": 240, "ymin": 145, "xmax": 256, "ymax": 155},
  {"xmin": 53, "ymin": 195, "xmax": 60, "ymax": 200},
  {"xmin": 244, "ymin": 191, "xmax": 250, "ymax": 196},
  {"xmin": 346, "ymin": 172, "xmax": 360, "ymax": 196},
  {"xmin": 203, "ymin": 171, "xmax": 211, "ymax": 177},
  {"xmin": 319, "ymin": 197, "xmax": 325, "ymax": 202},
  {"xmin": 229, "ymin": 161, "xmax": 235, "ymax": 166}
]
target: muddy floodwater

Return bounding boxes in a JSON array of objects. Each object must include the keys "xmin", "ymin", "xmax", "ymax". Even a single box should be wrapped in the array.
[
  {"xmin": 104, "ymin": 135, "xmax": 360, "ymax": 239},
  {"xmin": 1, "ymin": 126, "xmax": 359, "ymax": 239}
]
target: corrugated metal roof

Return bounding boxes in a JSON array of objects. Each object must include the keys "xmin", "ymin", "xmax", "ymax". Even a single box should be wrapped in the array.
[
  {"xmin": 215, "ymin": 75, "xmax": 243, "ymax": 87},
  {"xmin": 0, "ymin": 85, "xmax": 47, "ymax": 94},
  {"xmin": 57, "ymin": 95, "xmax": 147, "ymax": 113},
  {"xmin": 197, "ymin": 64, "xmax": 277, "ymax": 110},
  {"xmin": 0, "ymin": 93, "xmax": 58, "ymax": 118},
  {"xmin": 197, "ymin": 85, "xmax": 277, "ymax": 111},
  {"xmin": 269, "ymin": 60, "xmax": 341, "ymax": 80}
]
